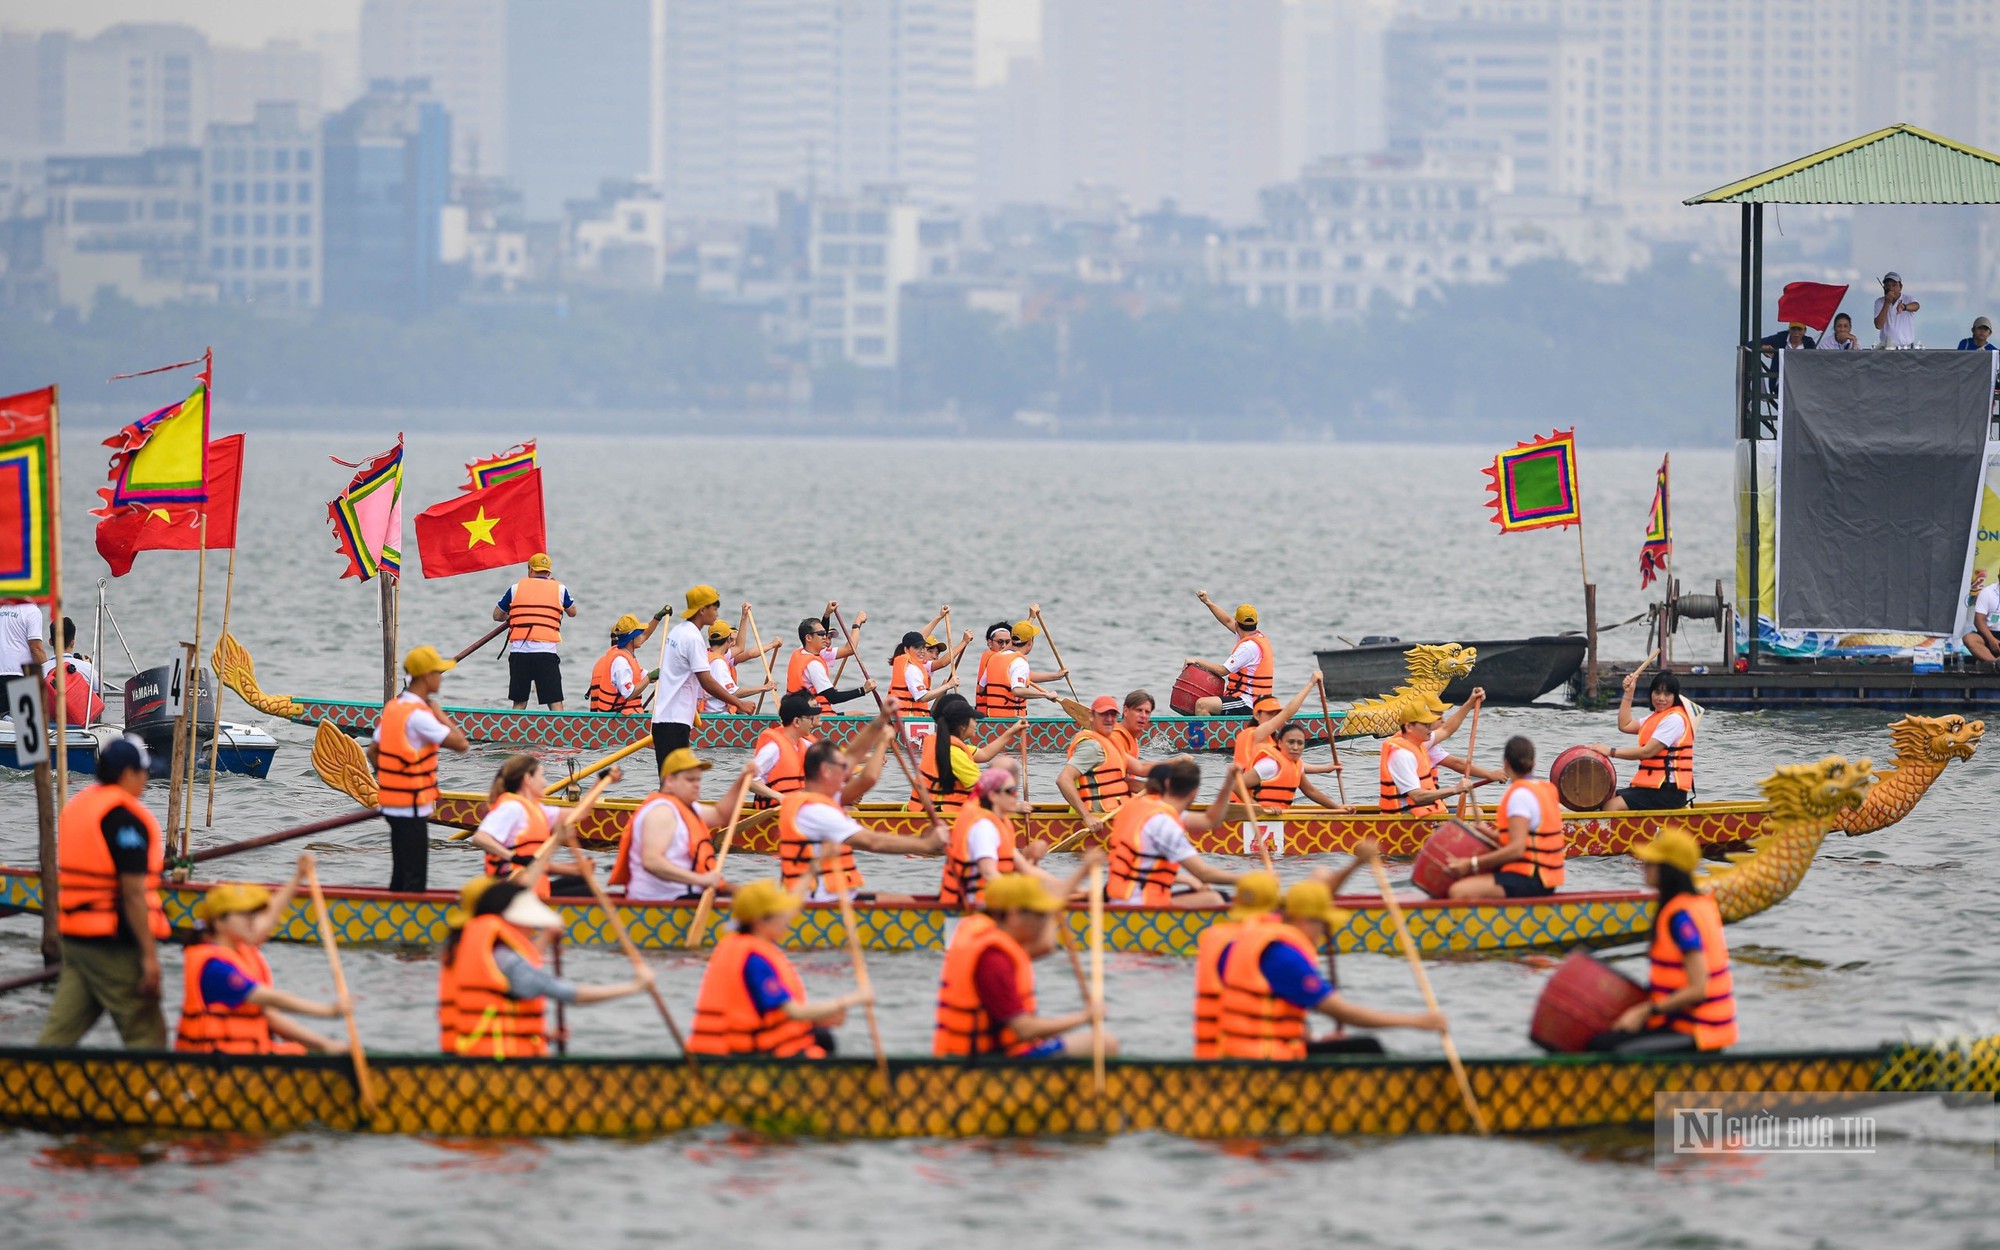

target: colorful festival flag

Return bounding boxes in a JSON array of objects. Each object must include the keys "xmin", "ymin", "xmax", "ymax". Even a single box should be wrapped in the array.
[
  {"xmin": 327, "ymin": 437, "xmax": 405, "ymax": 582},
  {"xmin": 1775, "ymin": 282, "xmax": 1849, "ymax": 333},
  {"xmin": 95, "ymin": 434, "xmax": 246, "ymax": 577},
  {"xmin": 1639, "ymin": 455, "xmax": 1672, "ymax": 590},
  {"xmin": 0, "ymin": 386, "xmax": 56, "ymax": 600},
  {"xmin": 1483, "ymin": 429, "xmax": 1581, "ymax": 533},
  {"xmin": 463, "ymin": 441, "xmax": 537, "ymax": 490},
  {"xmin": 101, "ymin": 384, "xmax": 210, "ymax": 508},
  {"xmin": 414, "ymin": 467, "xmax": 547, "ymax": 578}
]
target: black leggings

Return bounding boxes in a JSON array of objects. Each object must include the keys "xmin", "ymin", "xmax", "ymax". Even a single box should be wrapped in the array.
[{"xmin": 385, "ymin": 815, "xmax": 429, "ymax": 893}]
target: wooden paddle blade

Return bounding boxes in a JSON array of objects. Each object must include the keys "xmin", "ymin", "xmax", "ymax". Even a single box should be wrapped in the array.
[{"xmin": 1059, "ymin": 698, "xmax": 1093, "ymax": 726}]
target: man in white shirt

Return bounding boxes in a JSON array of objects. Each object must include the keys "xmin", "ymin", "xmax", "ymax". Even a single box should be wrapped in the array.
[
  {"xmin": 619, "ymin": 748, "xmax": 755, "ymax": 902},
  {"xmin": 1873, "ymin": 271, "xmax": 1919, "ymax": 348},
  {"xmin": 652, "ymin": 584, "xmax": 753, "ymax": 771},
  {"xmin": 1110, "ymin": 758, "xmax": 1241, "ymax": 909},
  {"xmin": 1964, "ymin": 571, "xmax": 2000, "ymax": 662},
  {"xmin": 0, "ymin": 599, "xmax": 47, "ymax": 676},
  {"xmin": 780, "ymin": 740, "xmax": 946, "ymax": 904},
  {"xmin": 365, "ymin": 645, "xmax": 472, "ymax": 892}
]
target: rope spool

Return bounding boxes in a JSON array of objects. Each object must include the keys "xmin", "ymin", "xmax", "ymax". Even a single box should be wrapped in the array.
[{"xmin": 1665, "ymin": 580, "xmax": 1729, "ymax": 635}]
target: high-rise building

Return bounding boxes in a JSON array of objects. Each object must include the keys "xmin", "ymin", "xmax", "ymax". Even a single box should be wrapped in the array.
[
  {"xmin": 211, "ymin": 40, "xmax": 324, "ymax": 126},
  {"xmin": 1282, "ymin": 0, "xmax": 1392, "ymax": 177},
  {"xmin": 42, "ymin": 147, "xmax": 206, "ymax": 313},
  {"xmin": 322, "ymin": 80, "xmax": 452, "ymax": 314},
  {"xmin": 360, "ymin": 0, "xmax": 505, "ymax": 176},
  {"xmin": 505, "ymin": 0, "xmax": 650, "ymax": 218},
  {"xmin": 57, "ymin": 24, "xmax": 211, "ymax": 154},
  {"xmin": 1038, "ymin": 0, "xmax": 1284, "ymax": 221},
  {"xmin": 805, "ymin": 188, "xmax": 924, "ymax": 367},
  {"xmin": 203, "ymin": 102, "xmax": 323, "ymax": 306}
]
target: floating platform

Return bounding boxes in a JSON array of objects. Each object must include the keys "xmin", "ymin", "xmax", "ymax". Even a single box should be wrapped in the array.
[{"xmin": 1577, "ymin": 662, "xmax": 2000, "ymax": 712}]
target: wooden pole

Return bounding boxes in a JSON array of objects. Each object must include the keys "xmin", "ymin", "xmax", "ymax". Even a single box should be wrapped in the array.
[
  {"xmin": 1314, "ymin": 686, "xmax": 1348, "ymax": 807},
  {"xmin": 203, "ymin": 542, "xmax": 237, "ymax": 825},
  {"xmin": 1088, "ymin": 864, "xmax": 1107, "ymax": 1100},
  {"xmin": 823, "ymin": 846, "xmax": 889, "ymax": 1093},
  {"xmin": 1455, "ymin": 701, "xmax": 1481, "ymax": 820},
  {"xmin": 164, "ymin": 639, "xmax": 197, "ymax": 869},
  {"xmin": 685, "ymin": 766, "xmax": 753, "ymax": 950},
  {"xmin": 943, "ymin": 608, "xmax": 961, "ymax": 682},
  {"xmin": 36, "ymin": 385, "xmax": 61, "ymax": 962},
  {"xmin": 177, "ymin": 512, "xmax": 210, "ymax": 857},
  {"xmin": 568, "ymin": 851, "xmax": 692, "ymax": 1057},
  {"xmin": 1661, "ymin": 453, "xmax": 1673, "ymax": 666},
  {"xmin": 186, "ymin": 808, "xmax": 376, "ymax": 864},
  {"xmin": 1584, "ymin": 582, "xmax": 1600, "ymax": 706},
  {"xmin": 1233, "ymin": 772, "xmax": 1277, "ymax": 874},
  {"xmin": 744, "ymin": 606, "xmax": 777, "ymax": 715},
  {"xmin": 829, "ymin": 606, "xmax": 934, "ymax": 810},
  {"xmin": 1030, "ymin": 607, "xmax": 1081, "ymax": 702},
  {"xmin": 379, "ymin": 574, "xmax": 396, "ymax": 704},
  {"xmin": 304, "ymin": 859, "xmax": 376, "ymax": 1118},
  {"xmin": 1365, "ymin": 857, "xmax": 1488, "ymax": 1134},
  {"xmin": 452, "ymin": 623, "xmax": 506, "ymax": 663},
  {"xmin": 547, "ymin": 733, "xmax": 654, "ymax": 797}
]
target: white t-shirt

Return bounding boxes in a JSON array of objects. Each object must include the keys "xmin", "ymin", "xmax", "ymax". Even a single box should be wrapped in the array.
[
  {"xmin": 1252, "ymin": 756, "xmax": 1282, "ymax": 783},
  {"xmin": 476, "ymin": 797, "xmax": 562, "ymax": 850},
  {"xmin": 900, "ymin": 660, "xmax": 930, "ymax": 705},
  {"xmin": 1386, "ymin": 742, "xmax": 1427, "ymax": 797},
  {"xmin": 0, "ymin": 602, "xmax": 45, "ymax": 674},
  {"xmin": 609, "ymin": 654, "xmax": 638, "ymax": 698},
  {"xmin": 700, "ymin": 656, "xmax": 738, "ymax": 715},
  {"xmin": 1644, "ymin": 710, "xmax": 1687, "ymax": 750},
  {"xmin": 1224, "ymin": 637, "xmax": 1261, "ymax": 680},
  {"xmin": 962, "ymin": 815, "xmax": 1002, "ymax": 866},
  {"xmin": 792, "ymin": 799, "xmax": 864, "ymax": 902},
  {"xmin": 499, "ymin": 581, "xmax": 571, "ymax": 655},
  {"xmin": 754, "ymin": 740, "xmax": 784, "ymax": 782},
  {"xmin": 371, "ymin": 691, "xmax": 451, "ymax": 817},
  {"xmin": 797, "ymin": 652, "xmax": 834, "ymax": 695},
  {"xmin": 653, "ymin": 619, "xmax": 711, "ymax": 726},
  {"xmin": 624, "ymin": 795, "xmax": 699, "ymax": 902},
  {"xmin": 1503, "ymin": 780, "xmax": 1546, "ymax": 830},
  {"xmin": 1110, "ymin": 810, "xmax": 1197, "ymax": 906},
  {"xmin": 1975, "ymin": 584, "xmax": 2000, "ymax": 630},
  {"xmin": 1005, "ymin": 656, "xmax": 1029, "ymax": 691},
  {"xmin": 1874, "ymin": 295, "xmax": 1917, "ymax": 348},
  {"xmin": 42, "ymin": 653, "xmax": 101, "ymax": 694}
]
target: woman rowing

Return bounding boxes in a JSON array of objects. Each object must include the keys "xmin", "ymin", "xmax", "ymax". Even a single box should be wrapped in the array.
[
  {"xmin": 176, "ymin": 859, "xmax": 349, "ymax": 1056},
  {"xmin": 912, "ymin": 693, "xmax": 1024, "ymax": 816},
  {"xmin": 890, "ymin": 630, "xmax": 957, "ymax": 721},
  {"xmin": 1591, "ymin": 671, "xmax": 1695, "ymax": 811},
  {"xmin": 689, "ymin": 879, "xmax": 873, "ymax": 1059},
  {"xmin": 465, "ymin": 754, "xmax": 606, "ymax": 898},
  {"xmin": 939, "ymin": 768, "xmax": 1092, "ymax": 909},
  {"xmin": 933, "ymin": 873, "xmax": 1115, "ymax": 1060},
  {"xmin": 1590, "ymin": 828, "xmax": 1736, "ymax": 1053},
  {"xmin": 701, "ymin": 616, "xmax": 778, "ymax": 716},
  {"xmin": 1244, "ymin": 719, "xmax": 1353, "ymax": 812}
]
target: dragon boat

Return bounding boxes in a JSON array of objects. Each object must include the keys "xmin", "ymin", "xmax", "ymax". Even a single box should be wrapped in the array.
[
  {"xmin": 0, "ymin": 1035, "xmax": 1991, "ymax": 1139},
  {"xmin": 0, "ymin": 751, "xmax": 1906, "ymax": 956},
  {"xmin": 309, "ymin": 714, "xmax": 1982, "ymax": 861}
]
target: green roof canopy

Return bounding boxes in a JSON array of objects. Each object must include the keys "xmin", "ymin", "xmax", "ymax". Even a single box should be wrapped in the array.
[{"xmin": 1685, "ymin": 124, "xmax": 2000, "ymax": 206}]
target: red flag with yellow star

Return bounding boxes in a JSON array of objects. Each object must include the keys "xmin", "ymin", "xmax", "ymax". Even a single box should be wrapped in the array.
[
  {"xmin": 414, "ymin": 467, "xmax": 547, "ymax": 578},
  {"xmin": 94, "ymin": 433, "xmax": 244, "ymax": 576}
]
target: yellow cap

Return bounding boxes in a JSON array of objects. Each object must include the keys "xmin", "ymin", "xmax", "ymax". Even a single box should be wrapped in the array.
[
  {"xmin": 1633, "ymin": 826, "xmax": 1703, "ymax": 874},
  {"xmin": 445, "ymin": 874, "xmax": 499, "ymax": 931},
  {"xmin": 611, "ymin": 612, "xmax": 645, "ymax": 637},
  {"xmin": 731, "ymin": 879, "xmax": 802, "ymax": 923},
  {"xmin": 1404, "ymin": 705, "xmax": 1441, "ymax": 726},
  {"xmin": 707, "ymin": 620, "xmax": 735, "ymax": 644},
  {"xmin": 924, "ymin": 635, "xmax": 943, "ymax": 648},
  {"xmin": 403, "ymin": 645, "xmax": 456, "ymax": 677},
  {"xmin": 1281, "ymin": 880, "xmax": 1353, "ymax": 926},
  {"xmin": 1229, "ymin": 871, "xmax": 1281, "ymax": 919},
  {"xmin": 528, "ymin": 552, "xmax": 552, "ymax": 573},
  {"xmin": 1234, "ymin": 603, "xmax": 1258, "ymax": 626},
  {"xmin": 193, "ymin": 881, "xmax": 272, "ymax": 922},
  {"xmin": 683, "ymin": 584, "xmax": 721, "ymax": 618},
  {"xmin": 983, "ymin": 873, "xmax": 1061, "ymax": 913},
  {"xmin": 658, "ymin": 747, "xmax": 713, "ymax": 777},
  {"xmin": 1011, "ymin": 620, "xmax": 1038, "ymax": 643}
]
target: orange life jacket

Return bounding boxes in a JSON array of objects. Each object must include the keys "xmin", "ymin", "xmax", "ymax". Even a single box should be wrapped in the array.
[
  {"xmin": 976, "ymin": 649, "xmax": 1025, "ymax": 717},
  {"xmin": 1378, "ymin": 736, "xmax": 1443, "ymax": 816},
  {"xmin": 438, "ymin": 945, "xmax": 461, "ymax": 1052},
  {"xmin": 44, "ymin": 660, "xmax": 105, "ymax": 726},
  {"xmin": 1250, "ymin": 743, "xmax": 1303, "ymax": 807},
  {"xmin": 1105, "ymin": 795, "xmax": 1182, "ymax": 905},
  {"xmin": 1216, "ymin": 921, "xmax": 1323, "ymax": 1060},
  {"xmin": 777, "ymin": 790, "xmax": 864, "ymax": 893},
  {"xmin": 752, "ymin": 727, "xmax": 810, "ymax": 809},
  {"xmin": 375, "ymin": 696, "xmax": 441, "ymax": 811},
  {"xmin": 177, "ymin": 941, "xmax": 301, "ymax": 1055},
  {"xmin": 506, "ymin": 576, "xmax": 564, "ymax": 645},
  {"xmin": 932, "ymin": 913, "xmax": 1041, "ymax": 1057},
  {"xmin": 482, "ymin": 794, "xmax": 555, "ymax": 899},
  {"xmin": 1223, "ymin": 630, "xmax": 1275, "ymax": 702},
  {"xmin": 449, "ymin": 914, "xmax": 548, "ymax": 1058},
  {"xmin": 939, "ymin": 802, "xmax": 1017, "ymax": 909},
  {"xmin": 1065, "ymin": 729, "xmax": 1131, "ymax": 813},
  {"xmin": 891, "ymin": 651, "xmax": 931, "ymax": 719},
  {"xmin": 1109, "ymin": 724, "xmax": 1141, "ymax": 759},
  {"xmin": 608, "ymin": 793, "xmax": 715, "ymax": 890},
  {"xmin": 1647, "ymin": 893, "xmax": 1736, "ymax": 1049},
  {"xmin": 585, "ymin": 645, "xmax": 644, "ymax": 714},
  {"xmin": 55, "ymin": 783, "xmax": 169, "ymax": 940},
  {"xmin": 912, "ymin": 733, "xmax": 973, "ymax": 817},
  {"xmin": 1632, "ymin": 706, "xmax": 1695, "ymax": 791},
  {"xmin": 786, "ymin": 647, "xmax": 834, "ymax": 711},
  {"xmin": 689, "ymin": 932, "xmax": 826, "ymax": 1057},
  {"xmin": 1193, "ymin": 913, "xmax": 1281, "ymax": 1059},
  {"xmin": 1495, "ymin": 777, "xmax": 1566, "ymax": 888}
]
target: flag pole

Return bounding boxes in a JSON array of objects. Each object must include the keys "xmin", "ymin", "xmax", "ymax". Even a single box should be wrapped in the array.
[
  {"xmin": 1661, "ymin": 453, "xmax": 1673, "ymax": 665},
  {"xmin": 38, "ymin": 385, "xmax": 66, "ymax": 966},
  {"xmin": 1575, "ymin": 472, "xmax": 1597, "ymax": 705},
  {"xmin": 181, "ymin": 510, "xmax": 209, "ymax": 860},
  {"xmin": 203, "ymin": 540, "xmax": 235, "ymax": 825}
]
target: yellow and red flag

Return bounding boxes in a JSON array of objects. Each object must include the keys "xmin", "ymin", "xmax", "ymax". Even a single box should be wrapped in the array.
[
  {"xmin": 0, "ymin": 386, "xmax": 56, "ymax": 599},
  {"xmin": 414, "ymin": 468, "xmax": 547, "ymax": 578},
  {"xmin": 94, "ymin": 434, "xmax": 245, "ymax": 577},
  {"xmin": 101, "ymin": 382, "xmax": 211, "ymax": 508},
  {"xmin": 1639, "ymin": 455, "xmax": 1671, "ymax": 589}
]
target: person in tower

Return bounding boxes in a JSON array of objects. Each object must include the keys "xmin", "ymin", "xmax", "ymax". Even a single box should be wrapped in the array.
[
  {"xmin": 176, "ymin": 863, "xmax": 349, "ymax": 1056},
  {"xmin": 492, "ymin": 552, "xmax": 578, "ymax": 710},
  {"xmin": 1188, "ymin": 591, "xmax": 1274, "ymax": 717},
  {"xmin": 1590, "ymin": 671, "xmax": 1695, "ymax": 812},
  {"xmin": 1441, "ymin": 735, "xmax": 1566, "ymax": 899},
  {"xmin": 367, "ymin": 645, "xmax": 472, "ymax": 894}
]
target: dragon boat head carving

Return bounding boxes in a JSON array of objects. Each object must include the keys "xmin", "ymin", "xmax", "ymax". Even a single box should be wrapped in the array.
[
  {"xmin": 1702, "ymin": 755, "xmax": 1875, "ymax": 920},
  {"xmin": 1758, "ymin": 754, "xmax": 1876, "ymax": 826},
  {"xmin": 1840, "ymin": 714, "xmax": 1983, "ymax": 836},
  {"xmin": 313, "ymin": 721, "xmax": 379, "ymax": 808},
  {"xmin": 1340, "ymin": 642, "xmax": 1478, "ymax": 736}
]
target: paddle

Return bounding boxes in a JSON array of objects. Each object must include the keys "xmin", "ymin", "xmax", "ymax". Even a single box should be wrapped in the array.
[
  {"xmin": 1314, "ymin": 686, "xmax": 1349, "ymax": 807},
  {"xmin": 829, "ymin": 606, "xmax": 936, "ymax": 815},
  {"xmin": 568, "ymin": 850, "xmax": 692, "ymax": 1058},
  {"xmin": 745, "ymin": 606, "xmax": 778, "ymax": 716},
  {"xmin": 685, "ymin": 766, "xmax": 754, "ymax": 950},
  {"xmin": 1053, "ymin": 915, "xmax": 1101, "ymax": 1104},
  {"xmin": 821, "ymin": 844, "xmax": 890, "ymax": 1094},
  {"xmin": 1030, "ymin": 606, "xmax": 1081, "ymax": 703},
  {"xmin": 1456, "ymin": 699, "xmax": 1482, "ymax": 820},
  {"xmin": 304, "ymin": 859, "xmax": 376, "ymax": 1119},
  {"xmin": 186, "ymin": 809, "xmax": 377, "ymax": 865},
  {"xmin": 1088, "ymin": 863, "xmax": 1107, "ymax": 1100},
  {"xmin": 548, "ymin": 734, "xmax": 653, "ymax": 798},
  {"xmin": 0, "ymin": 965, "xmax": 61, "ymax": 996},
  {"xmin": 1232, "ymin": 772, "xmax": 1278, "ymax": 874},
  {"xmin": 1018, "ymin": 711, "xmax": 1033, "ymax": 847},
  {"xmin": 454, "ymin": 623, "xmax": 508, "ymax": 663},
  {"xmin": 1364, "ymin": 857, "xmax": 1488, "ymax": 1134}
]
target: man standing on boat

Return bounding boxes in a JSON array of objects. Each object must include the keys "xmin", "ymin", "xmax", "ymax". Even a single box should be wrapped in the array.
[
  {"xmin": 38, "ymin": 739, "xmax": 170, "ymax": 1049},
  {"xmin": 1187, "ymin": 592, "xmax": 1273, "ymax": 718},
  {"xmin": 492, "ymin": 553, "xmax": 578, "ymax": 711},
  {"xmin": 367, "ymin": 646, "xmax": 472, "ymax": 893},
  {"xmin": 652, "ymin": 584, "xmax": 754, "ymax": 770}
]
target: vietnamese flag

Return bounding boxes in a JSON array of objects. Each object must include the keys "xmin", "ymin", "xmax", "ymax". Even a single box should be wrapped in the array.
[
  {"xmin": 94, "ymin": 433, "xmax": 245, "ymax": 577},
  {"xmin": 414, "ymin": 467, "xmax": 547, "ymax": 578},
  {"xmin": 1775, "ymin": 282, "xmax": 1848, "ymax": 332}
]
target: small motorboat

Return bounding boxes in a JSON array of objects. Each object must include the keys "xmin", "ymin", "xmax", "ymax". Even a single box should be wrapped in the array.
[{"xmin": 1316, "ymin": 635, "xmax": 1586, "ymax": 705}]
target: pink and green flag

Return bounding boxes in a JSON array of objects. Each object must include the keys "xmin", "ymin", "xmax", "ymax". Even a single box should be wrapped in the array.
[
  {"xmin": 1484, "ymin": 429, "xmax": 1581, "ymax": 533},
  {"xmin": 327, "ymin": 437, "xmax": 404, "ymax": 581}
]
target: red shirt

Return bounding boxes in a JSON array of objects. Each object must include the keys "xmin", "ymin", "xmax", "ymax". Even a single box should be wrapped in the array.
[{"xmin": 972, "ymin": 945, "xmax": 1025, "ymax": 1022}]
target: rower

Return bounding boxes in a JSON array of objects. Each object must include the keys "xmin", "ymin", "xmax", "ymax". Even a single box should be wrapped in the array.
[
  {"xmin": 1105, "ymin": 757, "xmax": 1241, "ymax": 909},
  {"xmin": 975, "ymin": 620, "xmax": 1064, "ymax": 719},
  {"xmin": 890, "ymin": 630, "xmax": 955, "ymax": 721},
  {"xmin": 584, "ymin": 613, "xmax": 659, "ymax": 715},
  {"xmin": 439, "ymin": 874, "xmax": 499, "ymax": 1053},
  {"xmin": 701, "ymin": 617, "xmax": 777, "ymax": 716},
  {"xmin": 492, "ymin": 552, "xmax": 577, "ymax": 710},
  {"xmin": 939, "ymin": 768, "xmax": 1062, "ymax": 909},
  {"xmin": 1109, "ymin": 689, "xmax": 1172, "ymax": 779},
  {"xmin": 787, "ymin": 608, "xmax": 874, "ymax": 713},
  {"xmin": 1057, "ymin": 695, "xmax": 1148, "ymax": 835},
  {"xmin": 1591, "ymin": 828, "xmax": 1736, "ymax": 1053},
  {"xmin": 1217, "ymin": 879, "xmax": 1446, "ymax": 1058},
  {"xmin": 778, "ymin": 741, "xmax": 947, "ymax": 904},
  {"xmin": 933, "ymin": 873, "xmax": 1116, "ymax": 1059},
  {"xmin": 751, "ymin": 692, "xmax": 820, "ymax": 808},
  {"xmin": 1229, "ymin": 673, "xmax": 1322, "ymax": 769},
  {"xmin": 610, "ymin": 748, "xmax": 754, "ymax": 902},
  {"xmin": 913, "ymin": 693, "xmax": 1024, "ymax": 816},
  {"xmin": 972, "ymin": 622, "xmax": 1012, "ymax": 713},
  {"xmin": 1192, "ymin": 871, "xmax": 1281, "ymax": 1059},
  {"xmin": 1592, "ymin": 672, "xmax": 1695, "ymax": 812},
  {"xmin": 1441, "ymin": 735, "xmax": 1565, "ymax": 900},
  {"xmin": 1250, "ymin": 720, "xmax": 1352, "ymax": 811},
  {"xmin": 653, "ymin": 584, "xmax": 754, "ymax": 769},
  {"xmin": 367, "ymin": 645, "xmax": 471, "ymax": 894},
  {"xmin": 177, "ymin": 862, "xmax": 348, "ymax": 1055},
  {"xmin": 1424, "ymin": 687, "xmax": 1504, "ymax": 784},
  {"xmin": 1188, "ymin": 592, "xmax": 1274, "ymax": 717},
  {"xmin": 466, "ymin": 754, "xmax": 598, "ymax": 898},
  {"xmin": 448, "ymin": 880, "xmax": 654, "ymax": 1059},
  {"xmin": 689, "ymin": 879, "xmax": 871, "ymax": 1059},
  {"xmin": 37, "ymin": 738, "xmax": 170, "ymax": 1049},
  {"xmin": 1379, "ymin": 707, "xmax": 1479, "ymax": 815}
]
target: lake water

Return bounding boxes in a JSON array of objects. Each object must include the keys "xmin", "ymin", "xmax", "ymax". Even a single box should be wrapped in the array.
[{"xmin": 2, "ymin": 430, "xmax": 1995, "ymax": 1248}]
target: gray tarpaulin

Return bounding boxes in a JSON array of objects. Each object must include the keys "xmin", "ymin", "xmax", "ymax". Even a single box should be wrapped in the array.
[{"xmin": 1777, "ymin": 349, "xmax": 1993, "ymax": 633}]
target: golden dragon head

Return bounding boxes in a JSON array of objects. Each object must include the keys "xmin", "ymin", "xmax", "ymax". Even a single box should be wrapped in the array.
[
  {"xmin": 1886, "ymin": 714, "xmax": 1985, "ymax": 768},
  {"xmin": 1407, "ymin": 642, "xmax": 1477, "ymax": 685},
  {"xmin": 1758, "ymin": 755, "xmax": 1876, "ymax": 824}
]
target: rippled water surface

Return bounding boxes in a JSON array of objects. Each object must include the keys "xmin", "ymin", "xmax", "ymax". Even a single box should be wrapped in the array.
[{"xmin": 2, "ymin": 431, "xmax": 1996, "ymax": 1248}]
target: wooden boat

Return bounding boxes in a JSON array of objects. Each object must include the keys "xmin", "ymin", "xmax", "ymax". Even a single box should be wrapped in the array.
[
  {"xmin": 0, "ymin": 1036, "xmax": 1990, "ymax": 1138},
  {"xmin": 1315, "ymin": 636, "xmax": 1586, "ymax": 705}
]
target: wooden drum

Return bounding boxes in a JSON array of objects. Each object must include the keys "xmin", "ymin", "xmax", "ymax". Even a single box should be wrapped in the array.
[
  {"xmin": 1550, "ymin": 745, "xmax": 1617, "ymax": 811},
  {"xmin": 1410, "ymin": 819, "xmax": 1498, "ymax": 899},
  {"xmin": 1528, "ymin": 949, "xmax": 1650, "ymax": 1053},
  {"xmin": 1169, "ymin": 662, "xmax": 1225, "ymax": 715}
]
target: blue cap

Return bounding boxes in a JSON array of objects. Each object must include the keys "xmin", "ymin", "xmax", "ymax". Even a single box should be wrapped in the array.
[{"xmin": 95, "ymin": 736, "xmax": 150, "ymax": 783}]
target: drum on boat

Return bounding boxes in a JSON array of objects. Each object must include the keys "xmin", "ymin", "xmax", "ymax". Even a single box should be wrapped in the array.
[
  {"xmin": 1528, "ymin": 949, "xmax": 1650, "ymax": 1053},
  {"xmin": 1551, "ymin": 745, "xmax": 1617, "ymax": 811},
  {"xmin": 1169, "ymin": 662, "xmax": 1225, "ymax": 715},
  {"xmin": 1410, "ymin": 819, "xmax": 1497, "ymax": 899}
]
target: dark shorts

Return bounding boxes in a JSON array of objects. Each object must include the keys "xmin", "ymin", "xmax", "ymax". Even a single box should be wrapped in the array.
[
  {"xmin": 1618, "ymin": 784, "xmax": 1690, "ymax": 812},
  {"xmin": 1217, "ymin": 696, "xmax": 1254, "ymax": 717},
  {"xmin": 508, "ymin": 651, "xmax": 564, "ymax": 705},
  {"xmin": 652, "ymin": 721, "xmax": 691, "ymax": 771},
  {"xmin": 1493, "ymin": 869, "xmax": 1554, "ymax": 898},
  {"xmin": 1306, "ymin": 1035, "xmax": 1386, "ymax": 1056},
  {"xmin": 1586, "ymin": 1026, "xmax": 1699, "ymax": 1054}
]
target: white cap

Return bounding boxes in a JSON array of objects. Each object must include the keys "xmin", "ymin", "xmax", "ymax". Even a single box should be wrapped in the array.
[
  {"xmin": 502, "ymin": 891, "xmax": 565, "ymax": 931},
  {"xmin": 1882, "ymin": 271, "xmax": 1902, "ymax": 284}
]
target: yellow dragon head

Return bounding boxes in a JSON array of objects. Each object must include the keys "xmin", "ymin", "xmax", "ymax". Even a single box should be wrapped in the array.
[
  {"xmin": 1406, "ymin": 642, "xmax": 1477, "ymax": 686},
  {"xmin": 1886, "ymin": 714, "xmax": 1984, "ymax": 768},
  {"xmin": 1758, "ymin": 755, "xmax": 1876, "ymax": 825}
]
